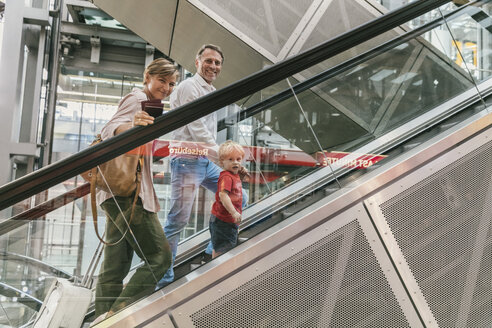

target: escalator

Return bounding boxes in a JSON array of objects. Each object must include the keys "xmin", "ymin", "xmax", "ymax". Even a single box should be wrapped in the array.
[{"xmin": 1, "ymin": 0, "xmax": 492, "ymax": 327}]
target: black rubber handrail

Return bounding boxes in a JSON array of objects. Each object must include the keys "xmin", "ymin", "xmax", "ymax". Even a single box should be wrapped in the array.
[
  {"xmin": 0, "ymin": 0, "xmax": 472, "ymax": 233},
  {"xmin": 0, "ymin": 0, "xmax": 449, "ymax": 210}
]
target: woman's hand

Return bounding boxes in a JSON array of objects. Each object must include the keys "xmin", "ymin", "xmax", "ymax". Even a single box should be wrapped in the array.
[{"xmin": 133, "ymin": 110, "xmax": 154, "ymax": 126}]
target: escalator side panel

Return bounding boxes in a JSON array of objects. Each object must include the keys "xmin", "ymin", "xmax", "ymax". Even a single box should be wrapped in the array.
[
  {"xmin": 170, "ymin": 204, "xmax": 421, "ymax": 328},
  {"xmin": 366, "ymin": 128, "xmax": 492, "ymax": 328},
  {"xmin": 112, "ymin": 107, "xmax": 492, "ymax": 328}
]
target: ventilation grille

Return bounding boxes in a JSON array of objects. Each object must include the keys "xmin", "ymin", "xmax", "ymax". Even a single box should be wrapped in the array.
[
  {"xmin": 380, "ymin": 140, "xmax": 492, "ymax": 327},
  {"xmin": 189, "ymin": 221, "xmax": 410, "ymax": 327}
]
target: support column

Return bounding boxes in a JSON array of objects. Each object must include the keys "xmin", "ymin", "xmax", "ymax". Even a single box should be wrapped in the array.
[{"xmin": 0, "ymin": 0, "xmax": 26, "ymax": 185}]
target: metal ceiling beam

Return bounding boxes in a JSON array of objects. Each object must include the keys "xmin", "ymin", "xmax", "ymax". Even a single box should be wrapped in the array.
[{"xmin": 60, "ymin": 21, "xmax": 145, "ymax": 44}]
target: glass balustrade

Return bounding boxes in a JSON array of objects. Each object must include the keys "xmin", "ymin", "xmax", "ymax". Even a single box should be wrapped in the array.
[{"xmin": 1, "ymin": 1, "xmax": 492, "ymax": 326}]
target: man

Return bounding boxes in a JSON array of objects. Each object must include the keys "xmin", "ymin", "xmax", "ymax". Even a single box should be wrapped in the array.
[{"xmin": 158, "ymin": 44, "xmax": 247, "ymax": 287}]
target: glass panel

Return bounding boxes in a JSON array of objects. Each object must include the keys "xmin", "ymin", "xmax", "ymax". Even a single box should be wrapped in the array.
[
  {"xmin": 0, "ymin": 182, "xmax": 91, "ymax": 327},
  {"xmin": 55, "ymin": 70, "xmax": 144, "ymax": 158},
  {"xmin": 2, "ymin": 3, "xmax": 492, "ymax": 325},
  {"xmin": 374, "ymin": 1, "xmax": 459, "ymax": 29},
  {"xmin": 149, "ymin": 78, "xmax": 331, "ymax": 242},
  {"xmin": 285, "ymin": 2, "xmax": 483, "ymax": 189},
  {"xmin": 438, "ymin": 2, "xmax": 492, "ymax": 84},
  {"xmin": 77, "ymin": 7, "xmax": 127, "ymax": 29},
  {"xmin": 76, "ymin": 71, "xmax": 344, "ymax": 323}
]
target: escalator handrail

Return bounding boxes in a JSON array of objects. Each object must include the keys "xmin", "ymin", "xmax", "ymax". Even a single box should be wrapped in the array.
[
  {"xmin": 0, "ymin": 183, "xmax": 90, "ymax": 235},
  {"xmin": 0, "ymin": 0, "xmax": 475, "ymax": 235},
  {"xmin": 0, "ymin": 251, "xmax": 72, "ymax": 278},
  {"xmin": 0, "ymin": 282, "xmax": 43, "ymax": 311},
  {"xmin": 0, "ymin": 0, "xmax": 450, "ymax": 210},
  {"xmin": 0, "ymin": 0, "xmax": 473, "ymax": 235}
]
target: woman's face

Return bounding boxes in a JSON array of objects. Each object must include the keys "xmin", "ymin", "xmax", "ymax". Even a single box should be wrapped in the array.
[{"xmin": 145, "ymin": 73, "xmax": 177, "ymax": 100}]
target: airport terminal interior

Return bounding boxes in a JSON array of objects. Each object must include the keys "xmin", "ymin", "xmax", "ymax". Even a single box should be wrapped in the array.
[{"xmin": 0, "ymin": 0, "xmax": 491, "ymax": 327}]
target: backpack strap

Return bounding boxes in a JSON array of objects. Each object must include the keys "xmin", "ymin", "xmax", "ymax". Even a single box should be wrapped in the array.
[{"xmin": 90, "ymin": 155, "xmax": 144, "ymax": 246}]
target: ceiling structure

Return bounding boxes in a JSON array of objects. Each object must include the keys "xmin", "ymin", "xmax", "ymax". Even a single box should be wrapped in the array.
[{"xmin": 76, "ymin": 0, "xmax": 471, "ymax": 154}]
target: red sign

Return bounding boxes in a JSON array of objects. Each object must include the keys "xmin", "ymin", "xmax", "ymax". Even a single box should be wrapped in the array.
[
  {"xmin": 315, "ymin": 151, "xmax": 387, "ymax": 169},
  {"xmin": 148, "ymin": 141, "xmax": 387, "ymax": 170}
]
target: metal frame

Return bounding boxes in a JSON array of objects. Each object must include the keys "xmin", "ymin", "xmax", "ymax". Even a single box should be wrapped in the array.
[
  {"xmin": 357, "ymin": 204, "xmax": 424, "ymax": 327},
  {"xmin": 287, "ymin": 0, "xmax": 335, "ymax": 57},
  {"xmin": 0, "ymin": 0, "xmax": 50, "ymax": 186},
  {"xmin": 60, "ymin": 21, "xmax": 146, "ymax": 44},
  {"xmin": 100, "ymin": 93, "xmax": 492, "ymax": 328},
  {"xmin": 186, "ymin": 0, "xmax": 278, "ymax": 63},
  {"xmin": 364, "ymin": 198, "xmax": 439, "ymax": 327},
  {"xmin": 276, "ymin": 0, "xmax": 325, "ymax": 60}
]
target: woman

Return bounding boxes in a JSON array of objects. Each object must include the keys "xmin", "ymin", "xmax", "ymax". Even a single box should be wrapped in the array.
[{"xmin": 94, "ymin": 58, "xmax": 178, "ymax": 321}]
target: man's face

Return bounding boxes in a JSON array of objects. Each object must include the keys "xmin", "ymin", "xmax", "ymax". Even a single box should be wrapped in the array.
[{"xmin": 196, "ymin": 48, "xmax": 222, "ymax": 84}]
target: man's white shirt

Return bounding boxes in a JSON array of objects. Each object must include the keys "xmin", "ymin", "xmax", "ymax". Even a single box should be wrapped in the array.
[{"xmin": 169, "ymin": 73, "xmax": 219, "ymax": 160}]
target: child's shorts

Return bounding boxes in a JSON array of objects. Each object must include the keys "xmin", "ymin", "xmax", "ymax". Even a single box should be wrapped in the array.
[{"xmin": 209, "ymin": 214, "xmax": 239, "ymax": 254}]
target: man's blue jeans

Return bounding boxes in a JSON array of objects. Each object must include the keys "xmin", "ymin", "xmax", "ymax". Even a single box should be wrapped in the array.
[{"xmin": 157, "ymin": 157, "xmax": 247, "ymax": 288}]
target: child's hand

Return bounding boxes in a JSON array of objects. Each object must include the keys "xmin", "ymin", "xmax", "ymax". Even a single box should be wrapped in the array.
[
  {"xmin": 232, "ymin": 212, "xmax": 242, "ymax": 223},
  {"xmin": 238, "ymin": 166, "xmax": 250, "ymax": 182}
]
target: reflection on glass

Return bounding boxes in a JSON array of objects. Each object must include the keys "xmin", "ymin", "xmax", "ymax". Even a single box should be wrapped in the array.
[
  {"xmin": 375, "ymin": 1, "xmax": 458, "ymax": 29},
  {"xmin": 261, "ymin": 4, "xmax": 483, "ymax": 192},
  {"xmin": 439, "ymin": 5, "xmax": 492, "ymax": 83},
  {"xmin": 2, "ymin": 2, "xmax": 492, "ymax": 324},
  {"xmin": 54, "ymin": 70, "xmax": 143, "ymax": 160}
]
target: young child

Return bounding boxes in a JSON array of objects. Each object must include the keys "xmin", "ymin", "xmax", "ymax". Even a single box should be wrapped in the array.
[{"xmin": 209, "ymin": 140, "xmax": 246, "ymax": 258}]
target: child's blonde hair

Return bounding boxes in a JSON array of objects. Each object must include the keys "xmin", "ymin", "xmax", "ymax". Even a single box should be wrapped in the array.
[{"xmin": 218, "ymin": 140, "xmax": 245, "ymax": 160}]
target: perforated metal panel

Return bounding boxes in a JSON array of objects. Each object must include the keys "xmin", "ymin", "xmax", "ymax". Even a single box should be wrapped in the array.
[
  {"xmin": 377, "ymin": 140, "xmax": 492, "ymax": 327},
  {"xmin": 194, "ymin": 0, "xmax": 315, "ymax": 57},
  {"xmin": 173, "ymin": 220, "xmax": 411, "ymax": 328}
]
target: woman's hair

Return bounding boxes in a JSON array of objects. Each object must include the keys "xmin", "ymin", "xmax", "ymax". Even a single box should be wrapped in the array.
[
  {"xmin": 219, "ymin": 140, "xmax": 245, "ymax": 160},
  {"xmin": 196, "ymin": 44, "xmax": 224, "ymax": 63},
  {"xmin": 143, "ymin": 58, "xmax": 179, "ymax": 85}
]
